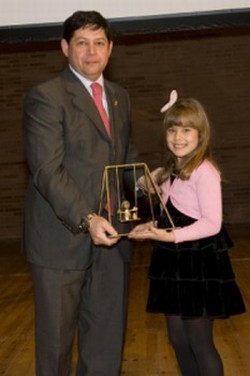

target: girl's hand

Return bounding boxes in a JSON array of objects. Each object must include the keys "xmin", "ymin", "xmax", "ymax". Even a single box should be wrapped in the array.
[
  {"xmin": 128, "ymin": 222, "xmax": 176, "ymax": 242},
  {"xmin": 137, "ymin": 167, "xmax": 165, "ymax": 194},
  {"xmin": 128, "ymin": 221, "xmax": 154, "ymax": 238}
]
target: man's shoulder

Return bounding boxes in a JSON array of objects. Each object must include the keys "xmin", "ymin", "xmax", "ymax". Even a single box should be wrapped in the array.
[
  {"xmin": 29, "ymin": 67, "xmax": 74, "ymax": 91},
  {"xmin": 26, "ymin": 68, "xmax": 73, "ymax": 100},
  {"xmin": 104, "ymin": 79, "xmax": 128, "ymax": 94},
  {"xmin": 27, "ymin": 75, "xmax": 59, "ymax": 96}
]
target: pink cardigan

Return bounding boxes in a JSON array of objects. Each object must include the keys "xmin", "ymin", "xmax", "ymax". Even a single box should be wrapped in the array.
[{"xmin": 160, "ymin": 160, "xmax": 222, "ymax": 243}]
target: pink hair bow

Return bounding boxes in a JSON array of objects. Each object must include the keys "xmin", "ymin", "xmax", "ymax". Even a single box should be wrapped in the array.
[{"xmin": 160, "ymin": 90, "xmax": 178, "ymax": 113}]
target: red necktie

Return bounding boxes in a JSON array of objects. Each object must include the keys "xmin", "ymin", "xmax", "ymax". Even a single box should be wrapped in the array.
[
  {"xmin": 91, "ymin": 82, "xmax": 112, "ymax": 138},
  {"xmin": 91, "ymin": 82, "xmax": 113, "ymax": 214}
]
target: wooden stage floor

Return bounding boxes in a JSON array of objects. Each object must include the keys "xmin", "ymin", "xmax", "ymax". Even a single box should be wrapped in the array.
[{"xmin": 0, "ymin": 223, "xmax": 250, "ymax": 375}]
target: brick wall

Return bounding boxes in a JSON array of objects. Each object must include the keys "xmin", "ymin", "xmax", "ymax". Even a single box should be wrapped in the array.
[{"xmin": 0, "ymin": 29, "xmax": 250, "ymax": 238}]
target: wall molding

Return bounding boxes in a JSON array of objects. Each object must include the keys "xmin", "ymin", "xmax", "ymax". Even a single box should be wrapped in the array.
[{"xmin": 1, "ymin": 8, "xmax": 250, "ymax": 44}]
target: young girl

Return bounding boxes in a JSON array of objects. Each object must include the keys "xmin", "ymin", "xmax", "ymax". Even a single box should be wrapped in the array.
[{"xmin": 128, "ymin": 95, "xmax": 246, "ymax": 376}]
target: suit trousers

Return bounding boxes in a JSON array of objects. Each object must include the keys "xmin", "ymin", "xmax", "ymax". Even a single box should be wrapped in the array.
[{"xmin": 31, "ymin": 245, "xmax": 129, "ymax": 376}]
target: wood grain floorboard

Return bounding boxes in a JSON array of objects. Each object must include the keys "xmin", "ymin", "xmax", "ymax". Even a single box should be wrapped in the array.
[{"xmin": 0, "ymin": 223, "xmax": 250, "ymax": 375}]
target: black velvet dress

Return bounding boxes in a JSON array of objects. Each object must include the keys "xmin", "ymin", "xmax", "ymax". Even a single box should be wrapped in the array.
[{"xmin": 147, "ymin": 199, "xmax": 246, "ymax": 318}]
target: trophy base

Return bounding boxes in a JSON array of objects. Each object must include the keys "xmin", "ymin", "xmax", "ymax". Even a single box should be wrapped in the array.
[{"xmin": 108, "ymin": 233, "xmax": 131, "ymax": 238}]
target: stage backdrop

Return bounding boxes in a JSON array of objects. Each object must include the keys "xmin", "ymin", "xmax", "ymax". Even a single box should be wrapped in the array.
[{"xmin": 1, "ymin": 0, "xmax": 250, "ymax": 26}]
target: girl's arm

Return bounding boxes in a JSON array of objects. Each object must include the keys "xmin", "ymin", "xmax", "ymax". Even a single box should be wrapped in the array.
[
  {"xmin": 129, "ymin": 162, "xmax": 222, "ymax": 243},
  {"xmin": 173, "ymin": 163, "xmax": 222, "ymax": 243}
]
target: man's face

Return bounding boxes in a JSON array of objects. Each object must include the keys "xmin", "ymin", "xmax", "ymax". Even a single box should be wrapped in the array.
[{"xmin": 61, "ymin": 26, "xmax": 113, "ymax": 81}]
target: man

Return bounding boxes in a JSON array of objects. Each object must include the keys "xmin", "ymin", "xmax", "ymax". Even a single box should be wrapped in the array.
[{"xmin": 23, "ymin": 10, "xmax": 139, "ymax": 376}]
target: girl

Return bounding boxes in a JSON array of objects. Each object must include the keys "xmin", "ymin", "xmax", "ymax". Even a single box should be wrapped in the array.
[{"xmin": 128, "ymin": 95, "xmax": 246, "ymax": 376}]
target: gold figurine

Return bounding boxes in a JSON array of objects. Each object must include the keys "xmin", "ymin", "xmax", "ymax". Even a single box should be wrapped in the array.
[{"xmin": 118, "ymin": 200, "xmax": 139, "ymax": 222}]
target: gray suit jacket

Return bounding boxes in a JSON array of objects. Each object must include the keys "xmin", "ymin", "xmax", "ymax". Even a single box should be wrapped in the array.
[{"xmin": 23, "ymin": 67, "xmax": 139, "ymax": 269}]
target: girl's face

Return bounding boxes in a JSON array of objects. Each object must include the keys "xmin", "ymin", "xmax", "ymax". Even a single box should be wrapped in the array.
[{"xmin": 166, "ymin": 125, "xmax": 199, "ymax": 161}]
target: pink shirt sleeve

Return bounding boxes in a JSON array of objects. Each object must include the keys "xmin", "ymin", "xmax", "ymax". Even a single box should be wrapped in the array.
[{"xmin": 173, "ymin": 162, "xmax": 222, "ymax": 243}]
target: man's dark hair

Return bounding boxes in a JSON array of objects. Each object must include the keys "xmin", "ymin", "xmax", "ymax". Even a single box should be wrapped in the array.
[{"xmin": 62, "ymin": 10, "xmax": 112, "ymax": 43}]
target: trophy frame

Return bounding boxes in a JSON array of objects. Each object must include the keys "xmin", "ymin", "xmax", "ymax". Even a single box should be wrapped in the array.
[{"xmin": 98, "ymin": 162, "xmax": 175, "ymax": 235}]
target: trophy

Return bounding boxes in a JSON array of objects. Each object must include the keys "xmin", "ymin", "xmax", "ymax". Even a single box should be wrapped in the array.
[{"xmin": 98, "ymin": 163, "xmax": 175, "ymax": 236}]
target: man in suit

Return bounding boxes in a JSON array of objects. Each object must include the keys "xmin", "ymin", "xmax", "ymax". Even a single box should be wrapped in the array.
[{"xmin": 23, "ymin": 10, "xmax": 139, "ymax": 376}]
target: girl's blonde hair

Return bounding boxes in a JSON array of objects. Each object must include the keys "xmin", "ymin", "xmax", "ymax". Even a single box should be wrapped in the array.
[{"xmin": 161, "ymin": 98, "xmax": 219, "ymax": 181}]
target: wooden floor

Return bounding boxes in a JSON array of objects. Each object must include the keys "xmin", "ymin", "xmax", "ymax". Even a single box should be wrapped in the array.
[{"xmin": 0, "ymin": 223, "xmax": 250, "ymax": 375}]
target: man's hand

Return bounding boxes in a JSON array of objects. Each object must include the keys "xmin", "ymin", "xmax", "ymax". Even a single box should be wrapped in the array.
[{"xmin": 88, "ymin": 215, "xmax": 120, "ymax": 246}]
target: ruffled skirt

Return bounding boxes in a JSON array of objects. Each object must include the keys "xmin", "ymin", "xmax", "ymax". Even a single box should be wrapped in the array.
[{"xmin": 147, "ymin": 200, "xmax": 246, "ymax": 318}]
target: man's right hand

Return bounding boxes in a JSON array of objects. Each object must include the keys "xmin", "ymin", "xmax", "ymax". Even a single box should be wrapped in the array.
[{"xmin": 88, "ymin": 215, "xmax": 120, "ymax": 246}]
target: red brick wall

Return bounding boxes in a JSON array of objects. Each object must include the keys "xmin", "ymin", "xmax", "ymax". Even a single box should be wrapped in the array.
[{"xmin": 0, "ymin": 29, "xmax": 250, "ymax": 238}]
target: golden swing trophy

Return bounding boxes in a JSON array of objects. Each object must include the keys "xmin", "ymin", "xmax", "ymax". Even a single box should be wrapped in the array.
[{"xmin": 98, "ymin": 163, "xmax": 175, "ymax": 236}]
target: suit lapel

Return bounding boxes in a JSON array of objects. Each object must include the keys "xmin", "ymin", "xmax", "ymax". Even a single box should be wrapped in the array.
[
  {"xmin": 62, "ymin": 68, "xmax": 112, "ymax": 141},
  {"xmin": 104, "ymin": 81, "xmax": 120, "ymax": 146}
]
